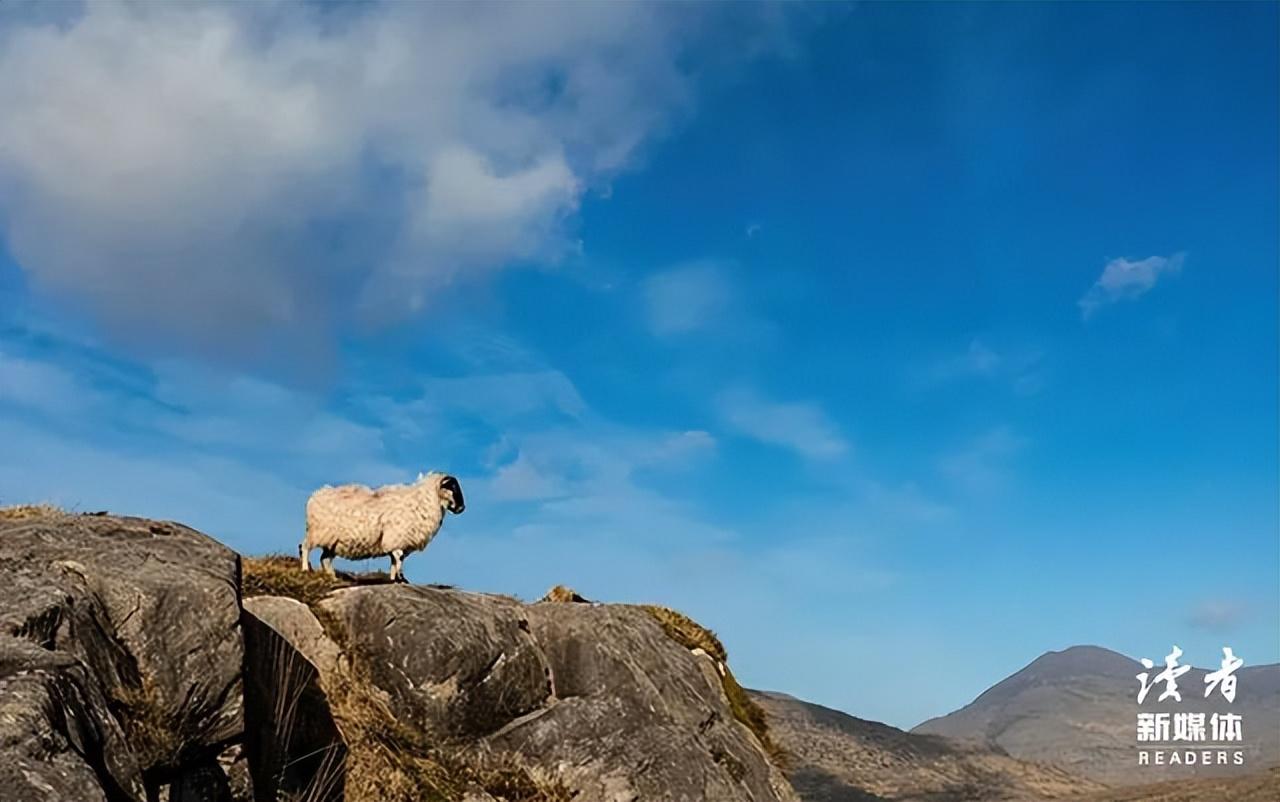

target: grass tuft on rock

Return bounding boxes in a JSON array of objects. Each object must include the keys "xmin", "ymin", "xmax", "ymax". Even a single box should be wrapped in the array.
[
  {"xmin": 244, "ymin": 554, "xmax": 569, "ymax": 801},
  {"xmin": 242, "ymin": 555, "xmax": 352, "ymax": 607},
  {"xmin": 641, "ymin": 604, "xmax": 728, "ymax": 663},
  {"xmin": 324, "ymin": 646, "xmax": 570, "ymax": 802},
  {"xmin": 641, "ymin": 604, "xmax": 788, "ymax": 769},
  {"xmin": 0, "ymin": 503, "xmax": 66, "ymax": 521},
  {"xmin": 110, "ymin": 678, "xmax": 183, "ymax": 773}
]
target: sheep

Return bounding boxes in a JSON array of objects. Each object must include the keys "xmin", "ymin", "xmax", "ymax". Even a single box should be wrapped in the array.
[{"xmin": 299, "ymin": 472, "xmax": 464, "ymax": 582}]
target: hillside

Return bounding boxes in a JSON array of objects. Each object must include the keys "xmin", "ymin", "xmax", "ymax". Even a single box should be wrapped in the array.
[
  {"xmin": 1079, "ymin": 766, "xmax": 1280, "ymax": 801},
  {"xmin": 913, "ymin": 645, "xmax": 1280, "ymax": 785},
  {"xmin": 752, "ymin": 690, "xmax": 1101, "ymax": 801}
]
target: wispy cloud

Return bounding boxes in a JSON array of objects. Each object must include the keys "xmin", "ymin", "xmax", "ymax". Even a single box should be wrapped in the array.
[
  {"xmin": 918, "ymin": 338, "xmax": 1045, "ymax": 395},
  {"xmin": 1079, "ymin": 253, "xmax": 1185, "ymax": 319},
  {"xmin": 716, "ymin": 386, "xmax": 848, "ymax": 460},
  {"xmin": 0, "ymin": 347, "xmax": 87, "ymax": 415},
  {"xmin": 1186, "ymin": 599, "xmax": 1249, "ymax": 634},
  {"xmin": 643, "ymin": 261, "xmax": 734, "ymax": 336},
  {"xmin": 938, "ymin": 425, "xmax": 1027, "ymax": 494}
]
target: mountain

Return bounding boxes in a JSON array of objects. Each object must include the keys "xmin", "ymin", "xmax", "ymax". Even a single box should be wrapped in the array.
[
  {"xmin": 752, "ymin": 690, "xmax": 1102, "ymax": 800},
  {"xmin": 913, "ymin": 645, "xmax": 1280, "ymax": 785},
  {"xmin": 0, "ymin": 507, "xmax": 796, "ymax": 802}
]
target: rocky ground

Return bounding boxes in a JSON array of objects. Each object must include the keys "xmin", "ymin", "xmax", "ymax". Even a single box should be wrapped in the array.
[
  {"xmin": 2, "ymin": 506, "xmax": 1274, "ymax": 802},
  {"xmin": 0, "ymin": 508, "xmax": 793, "ymax": 802},
  {"xmin": 1077, "ymin": 766, "xmax": 1280, "ymax": 802}
]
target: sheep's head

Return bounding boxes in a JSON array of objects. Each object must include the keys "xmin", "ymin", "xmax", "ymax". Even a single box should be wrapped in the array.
[{"xmin": 437, "ymin": 474, "xmax": 465, "ymax": 514}]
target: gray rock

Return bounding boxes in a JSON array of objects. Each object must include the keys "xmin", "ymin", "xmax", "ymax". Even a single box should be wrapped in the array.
[
  {"xmin": 216, "ymin": 744, "xmax": 254, "ymax": 802},
  {"xmin": 243, "ymin": 596, "xmax": 340, "ymax": 677},
  {"xmin": 241, "ymin": 597, "xmax": 344, "ymax": 802},
  {"xmin": 311, "ymin": 585, "xmax": 797, "ymax": 802},
  {"xmin": 318, "ymin": 585, "xmax": 553, "ymax": 742},
  {"xmin": 0, "ymin": 512, "xmax": 244, "ymax": 797},
  {"xmin": 2, "ymin": 511, "xmax": 798, "ymax": 801},
  {"xmin": 498, "ymin": 601, "xmax": 798, "ymax": 802},
  {"xmin": 0, "ymin": 637, "xmax": 144, "ymax": 802}
]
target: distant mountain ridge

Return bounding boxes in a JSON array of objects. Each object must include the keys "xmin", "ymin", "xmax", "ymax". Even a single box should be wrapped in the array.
[
  {"xmin": 751, "ymin": 689, "xmax": 1101, "ymax": 800},
  {"xmin": 912, "ymin": 644, "xmax": 1280, "ymax": 785}
]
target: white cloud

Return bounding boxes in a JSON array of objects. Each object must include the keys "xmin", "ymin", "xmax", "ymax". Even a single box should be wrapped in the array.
[
  {"xmin": 937, "ymin": 425, "xmax": 1027, "ymax": 494},
  {"xmin": 717, "ymin": 386, "xmax": 848, "ymax": 460},
  {"xmin": 1079, "ymin": 253, "xmax": 1185, "ymax": 319},
  {"xmin": 918, "ymin": 338, "xmax": 1046, "ymax": 396},
  {"xmin": 927, "ymin": 338, "xmax": 1002, "ymax": 382},
  {"xmin": 0, "ymin": 339, "xmax": 405, "ymax": 489},
  {"xmin": 487, "ymin": 451, "xmax": 570, "ymax": 502},
  {"xmin": 643, "ymin": 261, "xmax": 734, "ymax": 336},
  {"xmin": 645, "ymin": 429, "xmax": 717, "ymax": 463},
  {"xmin": 0, "ymin": 3, "xmax": 780, "ymax": 359}
]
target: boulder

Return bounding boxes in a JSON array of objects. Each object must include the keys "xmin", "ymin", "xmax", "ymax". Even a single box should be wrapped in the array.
[
  {"xmin": 0, "ymin": 511, "xmax": 244, "ymax": 797},
  {"xmin": 241, "ymin": 596, "xmax": 345, "ymax": 802},
  {"xmin": 498, "ymin": 601, "xmax": 798, "ymax": 802},
  {"xmin": 0, "ymin": 638, "xmax": 143, "ymax": 802},
  {"xmin": 318, "ymin": 585, "xmax": 553, "ymax": 742},
  {"xmin": 304, "ymin": 584, "xmax": 798, "ymax": 802}
]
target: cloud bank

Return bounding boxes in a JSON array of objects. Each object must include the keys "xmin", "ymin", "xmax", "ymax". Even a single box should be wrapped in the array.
[{"xmin": 0, "ymin": 2, "xmax": 781, "ymax": 360}]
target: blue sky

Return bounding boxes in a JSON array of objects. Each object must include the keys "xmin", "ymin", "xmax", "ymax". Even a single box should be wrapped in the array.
[{"xmin": 0, "ymin": 2, "xmax": 1276, "ymax": 729}]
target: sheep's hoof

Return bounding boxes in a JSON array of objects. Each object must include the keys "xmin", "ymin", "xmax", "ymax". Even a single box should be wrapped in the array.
[{"xmin": 393, "ymin": 574, "xmax": 408, "ymax": 584}]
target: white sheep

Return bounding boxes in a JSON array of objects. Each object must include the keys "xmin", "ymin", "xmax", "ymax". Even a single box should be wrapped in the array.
[{"xmin": 299, "ymin": 472, "xmax": 465, "ymax": 582}]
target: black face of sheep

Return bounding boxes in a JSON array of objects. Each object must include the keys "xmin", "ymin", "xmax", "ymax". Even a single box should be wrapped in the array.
[{"xmin": 441, "ymin": 475, "xmax": 465, "ymax": 514}]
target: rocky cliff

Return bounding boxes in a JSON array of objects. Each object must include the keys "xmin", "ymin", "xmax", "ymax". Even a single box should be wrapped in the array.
[{"xmin": 0, "ymin": 508, "xmax": 796, "ymax": 802}]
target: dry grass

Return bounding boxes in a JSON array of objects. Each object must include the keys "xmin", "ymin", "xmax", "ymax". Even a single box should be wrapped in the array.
[
  {"xmin": 109, "ymin": 678, "xmax": 181, "ymax": 772},
  {"xmin": 641, "ymin": 604, "xmax": 787, "ymax": 769},
  {"xmin": 242, "ymin": 555, "xmax": 385, "ymax": 606},
  {"xmin": 325, "ymin": 653, "xmax": 570, "ymax": 802},
  {"xmin": 1074, "ymin": 767, "xmax": 1280, "ymax": 801},
  {"xmin": 244, "ymin": 554, "xmax": 568, "ymax": 801},
  {"xmin": 257, "ymin": 625, "xmax": 343, "ymax": 802},
  {"xmin": 641, "ymin": 605, "xmax": 728, "ymax": 663},
  {"xmin": 540, "ymin": 584, "xmax": 590, "ymax": 603},
  {"xmin": 0, "ymin": 503, "xmax": 65, "ymax": 521}
]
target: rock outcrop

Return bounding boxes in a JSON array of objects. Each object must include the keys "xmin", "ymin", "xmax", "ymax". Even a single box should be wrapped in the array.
[
  {"xmin": 0, "ymin": 510, "xmax": 243, "ymax": 802},
  {"xmin": 0, "ymin": 509, "xmax": 795, "ymax": 802},
  {"xmin": 245, "ymin": 578, "xmax": 797, "ymax": 802}
]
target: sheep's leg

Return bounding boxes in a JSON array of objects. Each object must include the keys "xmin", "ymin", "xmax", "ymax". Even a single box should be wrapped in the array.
[
  {"xmin": 299, "ymin": 542, "xmax": 311, "ymax": 572},
  {"xmin": 390, "ymin": 549, "xmax": 406, "ymax": 583},
  {"xmin": 320, "ymin": 547, "xmax": 336, "ymax": 577}
]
